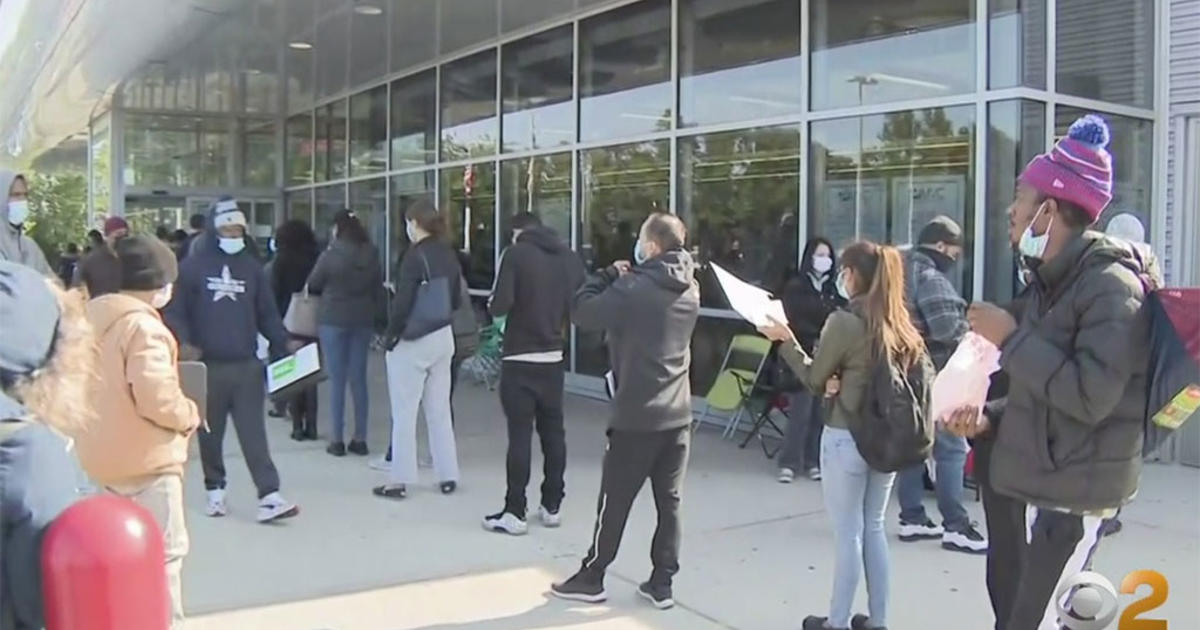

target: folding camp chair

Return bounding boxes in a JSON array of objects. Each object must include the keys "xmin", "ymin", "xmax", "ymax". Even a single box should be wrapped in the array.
[
  {"xmin": 737, "ymin": 350, "xmax": 791, "ymax": 457},
  {"xmin": 695, "ymin": 334, "xmax": 773, "ymax": 439}
]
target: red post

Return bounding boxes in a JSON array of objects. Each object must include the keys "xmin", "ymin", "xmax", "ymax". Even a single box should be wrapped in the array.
[{"xmin": 42, "ymin": 494, "xmax": 169, "ymax": 630}]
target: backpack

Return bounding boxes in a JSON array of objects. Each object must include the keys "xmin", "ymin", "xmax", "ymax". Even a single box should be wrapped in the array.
[
  {"xmin": 1143, "ymin": 288, "xmax": 1200, "ymax": 455},
  {"xmin": 848, "ymin": 346, "xmax": 936, "ymax": 473}
]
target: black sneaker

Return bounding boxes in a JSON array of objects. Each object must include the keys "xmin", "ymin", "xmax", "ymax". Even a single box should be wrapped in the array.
[
  {"xmin": 942, "ymin": 522, "xmax": 988, "ymax": 554},
  {"xmin": 440, "ymin": 481, "xmax": 457, "ymax": 495},
  {"xmin": 898, "ymin": 517, "xmax": 944, "ymax": 541},
  {"xmin": 851, "ymin": 613, "xmax": 887, "ymax": 630},
  {"xmin": 347, "ymin": 440, "xmax": 369, "ymax": 456},
  {"xmin": 637, "ymin": 581, "xmax": 674, "ymax": 610},
  {"xmin": 550, "ymin": 571, "xmax": 607, "ymax": 603},
  {"xmin": 326, "ymin": 442, "xmax": 346, "ymax": 457},
  {"xmin": 802, "ymin": 615, "xmax": 846, "ymax": 630}
]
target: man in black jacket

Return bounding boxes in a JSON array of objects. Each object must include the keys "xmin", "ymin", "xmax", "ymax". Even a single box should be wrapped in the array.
[
  {"xmin": 551, "ymin": 213, "xmax": 700, "ymax": 611},
  {"xmin": 483, "ymin": 213, "xmax": 584, "ymax": 535}
]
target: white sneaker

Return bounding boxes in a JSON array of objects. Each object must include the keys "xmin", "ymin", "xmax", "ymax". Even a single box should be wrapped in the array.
[
  {"xmin": 942, "ymin": 523, "xmax": 989, "ymax": 554},
  {"xmin": 483, "ymin": 511, "xmax": 529, "ymax": 536},
  {"xmin": 257, "ymin": 492, "xmax": 299, "ymax": 523},
  {"xmin": 778, "ymin": 467, "xmax": 796, "ymax": 483},
  {"xmin": 807, "ymin": 467, "xmax": 822, "ymax": 481},
  {"xmin": 205, "ymin": 489, "xmax": 227, "ymax": 517},
  {"xmin": 368, "ymin": 456, "xmax": 392, "ymax": 472},
  {"xmin": 538, "ymin": 505, "xmax": 562, "ymax": 528}
]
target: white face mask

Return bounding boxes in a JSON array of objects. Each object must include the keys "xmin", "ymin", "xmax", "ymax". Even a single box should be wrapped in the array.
[
  {"xmin": 218, "ymin": 237, "xmax": 246, "ymax": 255},
  {"xmin": 836, "ymin": 271, "xmax": 850, "ymax": 299},
  {"xmin": 1018, "ymin": 202, "xmax": 1054, "ymax": 260},
  {"xmin": 812, "ymin": 254, "xmax": 833, "ymax": 274},
  {"xmin": 151, "ymin": 283, "xmax": 174, "ymax": 309},
  {"xmin": 7, "ymin": 200, "xmax": 29, "ymax": 226},
  {"xmin": 405, "ymin": 221, "xmax": 417, "ymax": 243}
]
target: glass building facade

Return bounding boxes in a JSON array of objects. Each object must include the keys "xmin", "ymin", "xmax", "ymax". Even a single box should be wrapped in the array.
[{"xmin": 90, "ymin": 0, "xmax": 1162, "ymax": 393}]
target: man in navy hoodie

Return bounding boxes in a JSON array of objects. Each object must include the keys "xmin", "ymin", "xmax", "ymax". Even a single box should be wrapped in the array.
[{"xmin": 166, "ymin": 197, "xmax": 301, "ymax": 523}]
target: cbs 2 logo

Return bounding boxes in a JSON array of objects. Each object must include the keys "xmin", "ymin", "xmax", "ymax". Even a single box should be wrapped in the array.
[{"xmin": 1057, "ymin": 570, "xmax": 1168, "ymax": 629}]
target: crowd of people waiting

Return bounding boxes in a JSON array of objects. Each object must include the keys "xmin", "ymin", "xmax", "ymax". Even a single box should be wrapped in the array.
[{"xmin": 0, "ymin": 112, "xmax": 1175, "ymax": 630}]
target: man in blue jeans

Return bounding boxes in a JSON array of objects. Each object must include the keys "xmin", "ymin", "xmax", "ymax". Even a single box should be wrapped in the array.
[{"xmin": 897, "ymin": 217, "xmax": 988, "ymax": 554}]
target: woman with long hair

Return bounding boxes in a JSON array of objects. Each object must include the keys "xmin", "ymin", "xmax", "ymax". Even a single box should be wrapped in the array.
[
  {"xmin": 0, "ymin": 261, "xmax": 95, "ymax": 628},
  {"xmin": 777, "ymin": 236, "xmax": 846, "ymax": 483},
  {"xmin": 271, "ymin": 219, "xmax": 321, "ymax": 441},
  {"xmin": 760, "ymin": 241, "xmax": 926, "ymax": 630},
  {"xmin": 375, "ymin": 200, "xmax": 462, "ymax": 499},
  {"xmin": 307, "ymin": 209, "xmax": 382, "ymax": 457}
]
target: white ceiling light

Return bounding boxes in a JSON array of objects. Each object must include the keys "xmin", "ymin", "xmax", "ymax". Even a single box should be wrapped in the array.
[
  {"xmin": 353, "ymin": 3, "xmax": 383, "ymax": 16},
  {"xmin": 288, "ymin": 41, "xmax": 313, "ymax": 50}
]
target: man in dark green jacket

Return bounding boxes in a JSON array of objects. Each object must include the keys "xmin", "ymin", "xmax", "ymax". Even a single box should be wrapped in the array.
[{"xmin": 965, "ymin": 115, "xmax": 1151, "ymax": 629}]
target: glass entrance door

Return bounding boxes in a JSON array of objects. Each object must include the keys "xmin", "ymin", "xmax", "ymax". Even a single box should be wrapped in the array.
[{"xmin": 125, "ymin": 196, "xmax": 188, "ymax": 233}]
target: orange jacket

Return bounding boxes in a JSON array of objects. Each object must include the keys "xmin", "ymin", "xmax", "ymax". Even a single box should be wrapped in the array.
[{"xmin": 78, "ymin": 294, "xmax": 199, "ymax": 485}]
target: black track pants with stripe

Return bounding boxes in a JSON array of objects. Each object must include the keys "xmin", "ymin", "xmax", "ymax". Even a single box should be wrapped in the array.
[{"xmin": 578, "ymin": 426, "xmax": 690, "ymax": 585}]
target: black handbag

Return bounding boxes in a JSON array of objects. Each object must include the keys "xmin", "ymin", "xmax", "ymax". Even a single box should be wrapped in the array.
[{"xmin": 401, "ymin": 251, "xmax": 453, "ymax": 340}]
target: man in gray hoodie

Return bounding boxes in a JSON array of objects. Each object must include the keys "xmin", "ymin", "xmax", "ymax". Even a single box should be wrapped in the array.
[
  {"xmin": 551, "ymin": 213, "xmax": 699, "ymax": 611},
  {"xmin": 0, "ymin": 170, "xmax": 54, "ymax": 278}
]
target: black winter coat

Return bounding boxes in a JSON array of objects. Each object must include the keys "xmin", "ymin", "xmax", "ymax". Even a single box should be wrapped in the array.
[{"xmin": 781, "ymin": 272, "xmax": 846, "ymax": 353}]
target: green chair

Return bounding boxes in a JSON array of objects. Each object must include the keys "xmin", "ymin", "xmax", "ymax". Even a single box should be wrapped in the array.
[{"xmin": 695, "ymin": 334, "xmax": 773, "ymax": 439}]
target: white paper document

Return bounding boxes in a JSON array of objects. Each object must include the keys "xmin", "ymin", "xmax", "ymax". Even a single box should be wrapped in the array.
[
  {"xmin": 267, "ymin": 343, "xmax": 321, "ymax": 394},
  {"xmin": 710, "ymin": 263, "xmax": 788, "ymax": 327}
]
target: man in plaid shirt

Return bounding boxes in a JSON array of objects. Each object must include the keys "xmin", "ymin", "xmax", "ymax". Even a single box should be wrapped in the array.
[{"xmin": 896, "ymin": 216, "xmax": 989, "ymax": 554}]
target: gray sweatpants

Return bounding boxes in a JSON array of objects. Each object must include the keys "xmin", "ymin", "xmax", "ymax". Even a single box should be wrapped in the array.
[
  {"xmin": 385, "ymin": 325, "xmax": 459, "ymax": 485},
  {"xmin": 200, "ymin": 359, "xmax": 281, "ymax": 499}
]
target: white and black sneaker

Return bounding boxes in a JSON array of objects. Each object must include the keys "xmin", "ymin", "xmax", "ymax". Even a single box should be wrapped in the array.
[
  {"xmin": 205, "ymin": 489, "xmax": 228, "ymax": 517},
  {"xmin": 256, "ymin": 492, "xmax": 299, "ymax": 523},
  {"xmin": 483, "ymin": 511, "xmax": 529, "ymax": 536},
  {"xmin": 942, "ymin": 523, "xmax": 988, "ymax": 554},
  {"xmin": 538, "ymin": 505, "xmax": 561, "ymax": 528},
  {"xmin": 898, "ymin": 517, "xmax": 944, "ymax": 541},
  {"xmin": 637, "ymin": 581, "xmax": 675, "ymax": 610},
  {"xmin": 550, "ymin": 571, "xmax": 607, "ymax": 603}
]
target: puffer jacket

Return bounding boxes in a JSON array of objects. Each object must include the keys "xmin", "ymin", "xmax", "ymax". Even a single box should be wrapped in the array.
[{"xmin": 991, "ymin": 231, "xmax": 1151, "ymax": 513}]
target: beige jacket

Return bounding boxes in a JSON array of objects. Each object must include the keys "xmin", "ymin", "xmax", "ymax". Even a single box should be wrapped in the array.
[{"xmin": 78, "ymin": 294, "xmax": 200, "ymax": 485}]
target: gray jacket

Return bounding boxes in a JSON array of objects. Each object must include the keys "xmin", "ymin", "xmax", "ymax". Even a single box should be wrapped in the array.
[
  {"xmin": 572, "ymin": 250, "xmax": 700, "ymax": 433},
  {"xmin": 992, "ymin": 232, "xmax": 1151, "ymax": 513},
  {"xmin": 306, "ymin": 239, "xmax": 383, "ymax": 329},
  {"xmin": 0, "ymin": 170, "xmax": 53, "ymax": 279}
]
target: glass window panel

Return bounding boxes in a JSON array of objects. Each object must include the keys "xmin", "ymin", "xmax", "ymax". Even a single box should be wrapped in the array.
[
  {"xmin": 315, "ymin": 100, "xmax": 348, "ymax": 182},
  {"xmin": 690, "ymin": 316, "xmax": 757, "ymax": 400},
  {"xmin": 349, "ymin": 1, "xmax": 388, "ymax": 87},
  {"xmin": 500, "ymin": 152, "xmax": 572, "ymax": 243},
  {"xmin": 989, "ymin": 0, "xmax": 1046, "ymax": 89},
  {"xmin": 314, "ymin": 184, "xmax": 345, "ymax": 247},
  {"xmin": 287, "ymin": 113, "xmax": 314, "ymax": 186},
  {"xmin": 253, "ymin": 201, "xmax": 277, "ymax": 242},
  {"xmin": 286, "ymin": 189, "xmax": 314, "ymax": 225},
  {"xmin": 679, "ymin": 125, "xmax": 801, "ymax": 309},
  {"xmin": 286, "ymin": 0, "xmax": 317, "ymax": 110},
  {"xmin": 439, "ymin": 0, "xmax": 498, "ymax": 55},
  {"xmin": 575, "ymin": 140, "xmax": 670, "ymax": 377},
  {"xmin": 809, "ymin": 106, "xmax": 976, "ymax": 293},
  {"xmin": 985, "ymin": 100, "xmax": 1045, "ymax": 303},
  {"xmin": 390, "ymin": 0, "xmax": 437, "ymax": 72},
  {"xmin": 122, "ymin": 115, "xmax": 229, "ymax": 188},
  {"xmin": 196, "ymin": 119, "xmax": 230, "ymax": 187},
  {"xmin": 350, "ymin": 86, "xmax": 388, "ymax": 176},
  {"xmin": 441, "ymin": 50, "xmax": 499, "ymax": 161},
  {"xmin": 242, "ymin": 119, "xmax": 276, "ymax": 188},
  {"xmin": 242, "ymin": 2, "xmax": 282, "ymax": 114},
  {"xmin": 390, "ymin": 171, "xmax": 437, "ymax": 273},
  {"xmin": 1056, "ymin": 0, "xmax": 1153, "ymax": 107},
  {"xmin": 91, "ymin": 116, "xmax": 112, "ymax": 217},
  {"xmin": 579, "ymin": 0, "xmax": 672, "ymax": 142},
  {"xmin": 315, "ymin": 1, "xmax": 350, "ymax": 99},
  {"xmin": 391, "ymin": 70, "xmax": 438, "ymax": 169},
  {"xmin": 810, "ymin": 0, "xmax": 975, "ymax": 110},
  {"xmin": 440, "ymin": 163, "xmax": 497, "ymax": 290},
  {"xmin": 679, "ymin": 0, "xmax": 802, "ymax": 128},
  {"xmin": 502, "ymin": 0, "xmax": 574, "ymax": 32},
  {"xmin": 349, "ymin": 177, "xmax": 389, "ymax": 276},
  {"xmin": 197, "ymin": 34, "xmax": 236, "ymax": 113},
  {"xmin": 502, "ymin": 26, "xmax": 575, "ymax": 152},
  {"xmin": 1054, "ymin": 107, "xmax": 1153, "ymax": 232}
]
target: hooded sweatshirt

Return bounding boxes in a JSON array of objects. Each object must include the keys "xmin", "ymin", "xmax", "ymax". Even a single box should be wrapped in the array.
[
  {"xmin": 78, "ymin": 294, "xmax": 199, "ymax": 486},
  {"xmin": 572, "ymin": 250, "xmax": 700, "ymax": 432},
  {"xmin": 307, "ymin": 238, "xmax": 383, "ymax": 329},
  {"xmin": 992, "ymin": 231, "xmax": 1151, "ymax": 513},
  {"xmin": 0, "ymin": 170, "xmax": 53, "ymax": 279},
  {"xmin": 489, "ymin": 225, "xmax": 585, "ymax": 358},
  {"xmin": 164, "ymin": 204, "xmax": 290, "ymax": 362}
]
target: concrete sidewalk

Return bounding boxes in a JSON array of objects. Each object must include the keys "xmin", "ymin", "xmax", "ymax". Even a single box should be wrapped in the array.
[{"xmin": 182, "ymin": 355, "xmax": 1200, "ymax": 629}]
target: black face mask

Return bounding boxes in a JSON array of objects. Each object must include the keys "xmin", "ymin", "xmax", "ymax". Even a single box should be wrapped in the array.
[{"xmin": 925, "ymin": 248, "xmax": 958, "ymax": 273}]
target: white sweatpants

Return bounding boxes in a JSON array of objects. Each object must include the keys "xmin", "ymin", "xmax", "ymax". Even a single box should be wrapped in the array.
[{"xmin": 385, "ymin": 325, "xmax": 459, "ymax": 485}]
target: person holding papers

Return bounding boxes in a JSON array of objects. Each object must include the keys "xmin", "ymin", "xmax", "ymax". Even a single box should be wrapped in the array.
[
  {"xmin": 551, "ymin": 213, "xmax": 699, "ymax": 611},
  {"xmin": 165, "ymin": 196, "xmax": 302, "ymax": 523}
]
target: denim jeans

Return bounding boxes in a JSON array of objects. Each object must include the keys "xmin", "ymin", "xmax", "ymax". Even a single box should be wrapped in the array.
[
  {"xmin": 896, "ymin": 426, "xmax": 970, "ymax": 532},
  {"xmin": 778, "ymin": 390, "xmax": 823, "ymax": 472},
  {"xmin": 318, "ymin": 324, "xmax": 374, "ymax": 443},
  {"xmin": 820, "ymin": 427, "xmax": 895, "ymax": 629}
]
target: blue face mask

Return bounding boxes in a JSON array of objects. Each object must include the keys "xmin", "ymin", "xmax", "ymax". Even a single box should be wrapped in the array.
[
  {"xmin": 633, "ymin": 238, "xmax": 648, "ymax": 265},
  {"xmin": 218, "ymin": 237, "xmax": 246, "ymax": 255}
]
